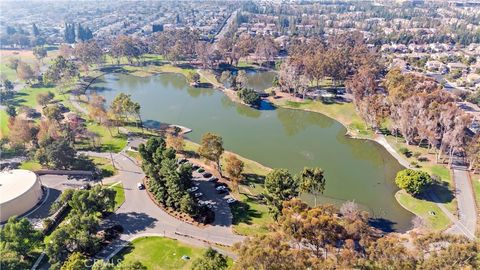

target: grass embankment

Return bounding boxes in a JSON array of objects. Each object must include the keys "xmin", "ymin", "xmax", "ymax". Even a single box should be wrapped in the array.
[
  {"xmin": 105, "ymin": 182, "xmax": 125, "ymax": 211},
  {"xmin": 183, "ymin": 140, "xmax": 273, "ymax": 236},
  {"xmin": 395, "ymin": 190, "xmax": 451, "ymax": 231},
  {"xmin": 114, "ymin": 236, "xmax": 223, "ymax": 270},
  {"xmin": 91, "ymin": 156, "xmax": 118, "ymax": 178},
  {"xmin": 271, "ymin": 98, "xmax": 371, "ymax": 137}
]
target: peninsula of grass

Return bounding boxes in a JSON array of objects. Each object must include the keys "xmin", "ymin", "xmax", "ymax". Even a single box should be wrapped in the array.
[
  {"xmin": 273, "ymin": 98, "xmax": 371, "ymax": 137},
  {"xmin": 395, "ymin": 190, "xmax": 451, "ymax": 231},
  {"xmin": 113, "ymin": 236, "xmax": 206, "ymax": 270}
]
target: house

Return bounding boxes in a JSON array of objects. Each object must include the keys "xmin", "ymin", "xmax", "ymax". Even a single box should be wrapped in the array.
[
  {"xmin": 447, "ymin": 62, "xmax": 468, "ymax": 73},
  {"xmin": 425, "ymin": 60, "xmax": 447, "ymax": 73}
]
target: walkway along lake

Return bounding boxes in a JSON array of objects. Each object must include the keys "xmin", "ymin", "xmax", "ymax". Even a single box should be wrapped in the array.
[{"xmin": 92, "ymin": 72, "xmax": 413, "ymax": 231}]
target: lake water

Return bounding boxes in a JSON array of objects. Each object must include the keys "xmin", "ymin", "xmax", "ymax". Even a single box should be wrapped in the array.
[{"xmin": 93, "ymin": 72, "xmax": 413, "ymax": 231}]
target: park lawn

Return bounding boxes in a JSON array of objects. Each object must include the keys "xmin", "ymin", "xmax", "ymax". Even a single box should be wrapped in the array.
[
  {"xmin": 395, "ymin": 190, "xmax": 451, "ymax": 231},
  {"xmin": 105, "ymin": 182, "xmax": 125, "ymax": 211},
  {"xmin": 275, "ymin": 99, "xmax": 371, "ymax": 137},
  {"xmin": 473, "ymin": 176, "xmax": 480, "ymax": 212},
  {"xmin": 20, "ymin": 160, "xmax": 42, "ymax": 170},
  {"xmin": 114, "ymin": 236, "xmax": 206, "ymax": 270},
  {"xmin": 78, "ymin": 121, "xmax": 127, "ymax": 152},
  {"xmin": 0, "ymin": 110, "xmax": 9, "ymax": 138},
  {"xmin": 91, "ymin": 156, "xmax": 117, "ymax": 178},
  {"xmin": 0, "ymin": 62, "xmax": 17, "ymax": 81}
]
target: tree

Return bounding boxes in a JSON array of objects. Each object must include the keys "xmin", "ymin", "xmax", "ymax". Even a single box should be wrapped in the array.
[
  {"xmin": 43, "ymin": 104, "xmax": 64, "ymax": 122},
  {"xmin": 198, "ymin": 132, "xmax": 224, "ymax": 175},
  {"xmin": 166, "ymin": 133, "xmax": 185, "ymax": 152},
  {"xmin": 33, "ymin": 46, "xmax": 47, "ymax": 63},
  {"xmin": 17, "ymin": 62, "xmax": 34, "ymax": 83},
  {"xmin": 64, "ymin": 23, "xmax": 76, "ymax": 44},
  {"xmin": 237, "ymin": 88, "xmax": 261, "ymax": 107},
  {"xmin": 37, "ymin": 91, "xmax": 55, "ymax": 107},
  {"xmin": 235, "ymin": 70, "xmax": 248, "ymax": 89},
  {"xmin": 224, "ymin": 154, "xmax": 244, "ymax": 190},
  {"xmin": 8, "ymin": 118, "xmax": 34, "ymax": 146},
  {"xmin": 186, "ymin": 71, "xmax": 200, "ymax": 85},
  {"xmin": 0, "ymin": 217, "xmax": 41, "ymax": 259},
  {"xmin": 395, "ymin": 169, "xmax": 432, "ymax": 196},
  {"xmin": 74, "ymin": 41, "xmax": 103, "ymax": 73},
  {"xmin": 43, "ymin": 56, "xmax": 79, "ymax": 88},
  {"xmin": 264, "ymin": 169, "xmax": 299, "ymax": 219},
  {"xmin": 60, "ymin": 252, "xmax": 88, "ymax": 270},
  {"xmin": 191, "ymin": 248, "xmax": 228, "ymax": 270},
  {"xmin": 32, "ymin": 23, "xmax": 40, "ymax": 36},
  {"xmin": 298, "ymin": 167, "xmax": 326, "ymax": 206},
  {"xmin": 6, "ymin": 105, "xmax": 16, "ymax": 118},
  {"xmin": 3, "ymin": 79, "xmax": 14, "ymax": 91},
  {"xmin": 36, "ymin": 138, "xmax": 76, "ymax": 169}
]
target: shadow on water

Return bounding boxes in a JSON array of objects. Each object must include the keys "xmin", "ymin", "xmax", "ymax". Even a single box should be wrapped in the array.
[
  {"xmin": 143, "ymin": 119, "xmax": 162, "ymax": 129},
  {"xmin": 258, "ymin": 100, "xmax": 275, "ymax": 111},
  {"xmin": 369, "ymin": 217, "xmax": 397, "ymax": 233}
]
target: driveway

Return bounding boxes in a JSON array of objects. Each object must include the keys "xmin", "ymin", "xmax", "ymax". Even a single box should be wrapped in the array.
[{"xmin": 25, "ymin": 174, "xmax": 96, "ymax": 226}]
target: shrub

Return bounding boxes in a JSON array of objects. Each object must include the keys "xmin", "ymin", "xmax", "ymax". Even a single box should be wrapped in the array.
[
  {"xmin": 399, "ymin": 147, "xmax": 412, "ymax": 157},
  {"xmin": 395, "ymin": 169, "xmax": 432, "ymax": 196},
  {"xmin": 237, "ymin": 88, "xmax": 261, "ymax": 107}
]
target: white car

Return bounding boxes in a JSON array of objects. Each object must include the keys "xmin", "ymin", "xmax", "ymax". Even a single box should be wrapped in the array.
[
  {"xmin": 226, "ymin": 198, "xmax": 236, "ymax": 204},
  {"xmin": 194, "ymin": 192, "xmax": 203, "ymax": 198},
  {"xmin": 216, "ymin": 185, "xmax": 227, "ymax": 191},
  {"xmin": 187, "ymin": 187, "xmax": 199, "ymax": 193}
]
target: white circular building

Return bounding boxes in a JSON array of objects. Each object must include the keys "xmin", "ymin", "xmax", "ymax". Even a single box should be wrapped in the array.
[{"xmin": 0, "ymin": 169, "xmax": 43, "ymax": 222}]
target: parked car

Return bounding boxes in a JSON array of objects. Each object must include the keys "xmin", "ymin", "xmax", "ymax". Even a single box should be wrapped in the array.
[
  {"xmin": 214, "ymin": 182, "xmax": 227, "ymax": 188},
  {"xmin": 226, "ymin": 198, "xmax": 236, "ymax": 204},
  {"xmin": 192, "ymin": 165, "xmax": 200, "ymax": 170},
  {"xmin": 137, "ymin": 183, "xmax": 145, "ymax": 190},
  {"xmin": 202, "ymin": 172, "xmax": 212, "ymax": 178},
  {"xmin": 207, "ymin": 177, "xmax": 218, "ymax": 182},
  {"xmin": 194, "ymin": 192, "xmax": 203, "ymax": 198},
  {"xmin": 187, "ymin": 187, "xmax": 199, "ymax": 193},
  {"xmin": 216, "ymin": 185, "xmax": 227, "ymax": 191}
]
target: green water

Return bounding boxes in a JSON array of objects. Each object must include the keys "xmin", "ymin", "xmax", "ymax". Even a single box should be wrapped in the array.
[{"xmin": 93, "ymin": 72, "xmax": 413, "ymax": 231}]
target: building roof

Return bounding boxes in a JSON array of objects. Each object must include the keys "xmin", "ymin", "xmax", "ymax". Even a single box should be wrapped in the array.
[{"xmin": 0, "ymin": 169, "xmax": 39, "ymax": 204}]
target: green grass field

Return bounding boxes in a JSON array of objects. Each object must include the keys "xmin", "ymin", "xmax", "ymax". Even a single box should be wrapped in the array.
[
  {"xmin": 106, "ymin": 182, "xmax": 125, "ymax": 211},
  {"xmin": 395, "ymin": 190, "xmax": 451, "ymax": 231},
  {"xmin": 114, "ymin": 236, "xmax": 206, "ymax": 270},
  {"xmin": 75, "ymin": 121, "xmax": 127, "ymax": 152},
  {"xmin": 19, "ymin": 160, "xmax": 42, "ymax": 170}
]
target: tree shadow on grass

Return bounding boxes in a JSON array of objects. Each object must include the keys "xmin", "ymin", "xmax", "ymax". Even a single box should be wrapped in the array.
[
  {"xmin": 243, "ymin": 173, "xmax": 265, "ymax": 185},
  {"xmin": 423, "ymin": 181, "xmax": 455, "ymax": 204},
  {"xmin": 231, "ymin": 196, "xmax": 263, "ymax": 226}
]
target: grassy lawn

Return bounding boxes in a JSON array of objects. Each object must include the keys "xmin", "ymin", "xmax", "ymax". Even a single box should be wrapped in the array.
[
  {"xmin": 0, "ymin": 110, "xmax": 9, "ymax": 138},
  {"xmin": 395, "ymin": 190, "xmax": 451, "ymax": 231},
  {"xmin": 274, "ymin": 99, "xmax": 371, "ymax": 137},
  {"xmin": 19, "ymin": 160, "xmax": 42, "ymax": 170},
  {"xmin": 105, "ymin": 182, "xmax": 125, "ymax": 211},
  {"xmin": 473, "ymin": 175, "xmax": 480, "ymax": 213},
  {"xmin": 114, "ymin": 236, "xmax": 206, "ymax": 270},
  {"xmin": 76, "ymin": 121, "xmax": 127, "ymax": 152},
  {"xmin": 91, "ymin": 156, "xmax": 118, "ymax": 178}
]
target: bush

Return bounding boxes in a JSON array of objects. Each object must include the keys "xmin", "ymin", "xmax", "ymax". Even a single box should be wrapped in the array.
[
  {"xmin": 395, "ymin": 169, "xmax": 432, "ymax": 196},
  {"xmin": 237, "ymin": 88, "xmax": 261, "ymax": 107},
  {"xmin": 399, "ymin": 147, "xmax": 412, "ymax": 157},
  {"xmin": 410, "ymin": 161, "xmax": 421, "ymax": 168}
]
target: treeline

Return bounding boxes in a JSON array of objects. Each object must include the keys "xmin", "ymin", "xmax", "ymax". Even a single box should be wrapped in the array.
[
  {"xmin": 64, "ymin": 23, "xmax": 94, "ymax": 44},
  {"xmin": 0, "ymin": 23, "xmax": 46, "ymax": 48},
  {"xmin": 232, "ymin": 198, "xmax": 480, "ymax": 270},
  {"xmin": 347, "ymin": 64, "xmax": 476, "ymax": 167},
  {"xmin": 277, "ymin": 32, "xmax": 380, "ymax": 96},
  {"xmin": 139, "ymin": 137, "xmax": 212, "ymax": 222}
]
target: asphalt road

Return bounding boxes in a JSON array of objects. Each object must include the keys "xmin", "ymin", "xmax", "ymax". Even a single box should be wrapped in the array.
[{"xmin": 446, "ymin": 167, "xmax": 477, "ymax": 240}]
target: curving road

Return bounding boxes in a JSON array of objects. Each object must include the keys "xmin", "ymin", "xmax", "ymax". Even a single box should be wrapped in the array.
[{"xmin": 81, "ymin": 142, "xmax": 244, "ymax": 259}]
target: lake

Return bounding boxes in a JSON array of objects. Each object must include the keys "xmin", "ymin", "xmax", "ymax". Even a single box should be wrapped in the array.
[{"xmin": 92, "ymin": 72, "xmax": 413, "ymax": 231}]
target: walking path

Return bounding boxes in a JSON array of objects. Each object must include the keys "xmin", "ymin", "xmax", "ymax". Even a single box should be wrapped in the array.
[
  {"xmin": 80, "ymin": 141, "xmax": 244, "ymax": 260},
  {"xmin": 446, "ymin": 167, "xmax": 477, "ymax": 240},
  {"xmin": 376, "ymin": 135, "xmax": 477, "ymax": 239}
]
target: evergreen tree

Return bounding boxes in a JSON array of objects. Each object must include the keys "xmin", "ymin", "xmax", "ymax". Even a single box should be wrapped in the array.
[{"xmin": 32, "ymin": 23, "xmax": 40, "ymax": 36}]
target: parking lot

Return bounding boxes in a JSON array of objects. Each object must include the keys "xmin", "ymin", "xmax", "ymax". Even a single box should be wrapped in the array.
[{"xmin": 184, "ymin": 161, "xmax": 235, "ymax": 227}]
